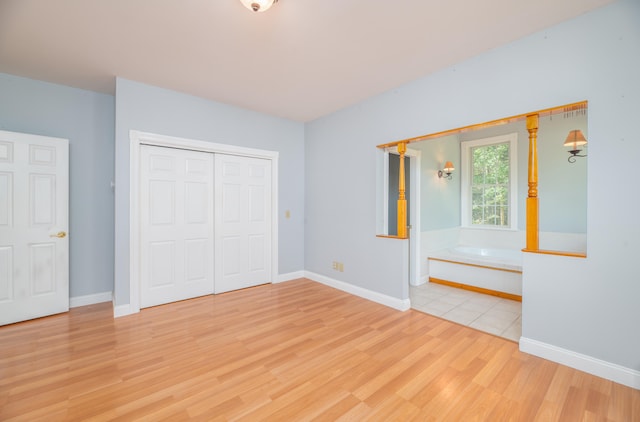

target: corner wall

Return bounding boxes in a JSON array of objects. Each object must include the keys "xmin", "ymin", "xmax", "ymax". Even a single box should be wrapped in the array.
[
  {"xmin": 304, "ymin": 0, "xmax": 640, "ymax": 379},
  {"xmin": 114, "ymin": 78, "xmax": 305, "ymax": 307},
  {"xmin": 0, "ymin": 73, "xmax": 115, "ymax": 299}
]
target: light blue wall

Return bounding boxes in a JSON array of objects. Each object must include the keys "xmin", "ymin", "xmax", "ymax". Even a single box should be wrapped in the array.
[
  {"xmin": 413, "ymin": 135, "xmax": 461, "ymax": 231},
  {"xmin": 0, "ymin": 73, "xmax": 115, "ymax": 297},
  {"xmin": 537, "ymin": 113, "xmax": 588, "ymax": 234},
  {"xmin": 113, "ymin": 78, "xmax": 305, "ymax": 306},
  {"xmin": 305, "ymin": 0, "xmax": 639, "ymax": 371},
  {"xmin": 305, "ymin": 117, "xmax": 408, "ymax": 299}
]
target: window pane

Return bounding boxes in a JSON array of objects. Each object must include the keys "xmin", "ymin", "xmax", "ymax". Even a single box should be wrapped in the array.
[
  {"xmin": 472, "ymin": 168, "xmax": 484, "ymax": 184},
  {"xmin": 472, "ymin": 189, "xmax": 483, "ymax": 218},
  {"xmin": 472, "ymin": 205, "xmax": 483, "ymax": 224},
  {"xmin": 495, "ymin": 144, "xmax": 510, "ymax": 183},
  {"xmin": 470, "ymin": 141, "xmax": 510, "ymax": 227}
]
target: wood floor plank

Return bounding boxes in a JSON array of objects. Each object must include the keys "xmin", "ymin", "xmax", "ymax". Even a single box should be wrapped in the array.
[
  {"xmin": 447, "ymin": 384, "xmax": 504, "ymax": 421},
  {"xmin": 309, "ymin": 393, "xmax": 362, "ymax": 422},
  {"xmin": 0, "ymin": 279, "xmax": 638, "ymax": 421}
]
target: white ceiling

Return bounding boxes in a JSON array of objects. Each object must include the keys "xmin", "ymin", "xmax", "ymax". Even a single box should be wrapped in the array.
[{"xmin": 0, "ymin": 0, "xmax": 614, "ymax": 122}]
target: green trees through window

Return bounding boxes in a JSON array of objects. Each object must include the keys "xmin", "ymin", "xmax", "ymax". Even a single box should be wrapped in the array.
[{"xmin": 471, "ymin": 142, "xmax": 510, "ymax": 227}]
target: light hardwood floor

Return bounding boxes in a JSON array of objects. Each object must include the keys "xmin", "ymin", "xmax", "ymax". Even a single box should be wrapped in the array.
[{"xmin": 1, "ymin": 279, "xmax": 638, "ymax": 421}]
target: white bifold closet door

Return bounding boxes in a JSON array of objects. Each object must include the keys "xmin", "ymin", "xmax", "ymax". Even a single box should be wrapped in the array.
[
  {"xmin": 214, "ymin": 154, "xmax": 271, "ymax": 293},
  {"xmin": 139, "ymin": 146, "xmax": 272, "ymax": 308},
  {"xmin": 140, "ymin": 145, "xmax": 214, "ymax": 308},
  {"xmin": 0, "ymin": 130, "xmax": 69, "ymax": 325}
]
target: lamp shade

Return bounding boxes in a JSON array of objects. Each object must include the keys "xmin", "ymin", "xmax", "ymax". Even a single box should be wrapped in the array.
[
  {"xmin": 563, "ymin": 130, "xmax": 588, "ymax": 149},
  {"xmin": 444, "ymin": 161, "xmax": 455, "ymax": 172},
  {"xmin": 239, "ymin": 0, "xmax": 278, "ymax": 12}
]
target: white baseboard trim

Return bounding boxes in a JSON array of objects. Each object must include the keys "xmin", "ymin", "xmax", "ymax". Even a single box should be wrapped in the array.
[
  {"xmin": 411, "ymin": 275, "xmax": 428, "ymax": 286},
  {"xmin": 275, "ymin": 271, "xmax": 305, "ymax": 283},
  {"xmin": 111, "ymin": 270, "xmax": 409, "ymax": 316},
  {"xmin": 113, "ymin": 303, "xmax": 136, "ymax": 318},
  {"xmin": 70, "ymin": 291, "xmax": 113, "ymax": 308},
  {"xmin": 304, "ymin": 271, "xmax": 410, "ymax": 311},
  {"xmin": 520, "ymin": 337, "xmax": 640, "ymax": 390}
]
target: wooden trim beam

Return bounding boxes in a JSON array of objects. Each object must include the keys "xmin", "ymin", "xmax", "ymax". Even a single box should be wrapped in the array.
[
  {"xmin": 429, "ymin": 277, "xmax": 522, "ymax": 302},
  {"xmin": 376, "ymin": 234, "xmax": 407, "ymax": 240},
  {"xmin": 522, "ymin": 249, "xmax": 587, "ymax": 258},
  {"xmin": 377, "ymin": 100, "xmax": 588, "ymax": 149}
]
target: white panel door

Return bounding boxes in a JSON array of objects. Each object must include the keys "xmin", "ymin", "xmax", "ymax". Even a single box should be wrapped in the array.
[
  {"xmin": 0, "ymin": 130, "xmax": 69, "ymax": 326},
  {"xmin": 140, "ymin": 145, "xmax": 214, "ymax": 308},
  {"xmin": 215, "ymin": 154, "xmax": 271, "ymax": 293}
]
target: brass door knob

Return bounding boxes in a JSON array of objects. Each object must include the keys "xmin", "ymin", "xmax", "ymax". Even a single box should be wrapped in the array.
[{"xmin": 50, "ymin": 231, "xmax": 67, "ymax": 238}]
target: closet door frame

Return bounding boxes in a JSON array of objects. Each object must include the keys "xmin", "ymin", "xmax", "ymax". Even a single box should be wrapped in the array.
[{"xmin": 128, "ymin": 130, "xmax": 279, "ymax": 315}]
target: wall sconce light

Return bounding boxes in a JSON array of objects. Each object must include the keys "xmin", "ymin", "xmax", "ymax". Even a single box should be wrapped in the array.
[
  {"xmin": 564, "ymin": 129, "xmax": 588, "ymax": 163},
  {"xmin": 239, "ymin": 0, "xmax": 278, "ymax": 12},
  {"xmin": 438, "ymin": 161, "xmax": 455, "ymax": 180}
]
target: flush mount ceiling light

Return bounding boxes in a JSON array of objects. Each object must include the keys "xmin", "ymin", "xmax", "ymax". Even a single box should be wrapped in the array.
[{"xmin": 239, "ymin": 0, "xmax": 278, "ymax": 12}]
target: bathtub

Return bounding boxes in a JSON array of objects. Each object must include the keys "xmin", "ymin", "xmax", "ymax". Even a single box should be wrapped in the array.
[{"xmin": 427, "ymin": 246, "xmax": 523, "ymax": 300}]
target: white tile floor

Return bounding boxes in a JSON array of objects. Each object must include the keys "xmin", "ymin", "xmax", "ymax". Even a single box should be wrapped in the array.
[{"xmin": 410, "ymin": 282, "xmax": 522, "ymax": 342}]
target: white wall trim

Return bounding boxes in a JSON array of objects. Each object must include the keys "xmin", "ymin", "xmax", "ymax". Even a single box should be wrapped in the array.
[
  {"xmin": 305, "ymin": 271, "xmax": 411, "ymax": 311},
  {"xmin": 128, "ymin": 130, "xmax": 279, "ymax": 315},
  {"xmin": 70, "ymin": 291, "xmax": 113, "ymax": 308},
  {"xmin": 275, "ymin": 271, "xmax": 305, "ymax": 283},
  {"xmin": 520, "ymin": 337, "xmax": 640, "ymax": 390},
  {"xmin": 113, "ymin": 302, "xmax": 135, "ymax": 318}
]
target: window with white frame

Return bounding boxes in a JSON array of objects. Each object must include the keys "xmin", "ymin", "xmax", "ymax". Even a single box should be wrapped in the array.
[{"xmin": 461, "ymin": 133, "xmax": 517, "ymax": 229}]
